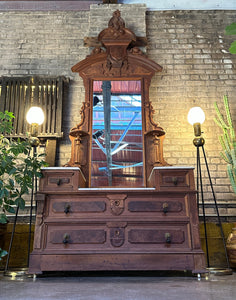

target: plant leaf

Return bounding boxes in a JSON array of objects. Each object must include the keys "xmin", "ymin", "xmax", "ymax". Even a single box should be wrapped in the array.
[
  {"xmin": 0, "ymin": 248, "xmax": 8, "ymax": 260},
  {"xmin": 229, "ymin": 41, "xmax": 236, "ymax": 54},
  {"xmin": 0, "ymin": 213, "xmax": 8, "ymax": 224},
  {"xmin": 15, "ymin": 197, "xmax": 25, "ymax": 210},
  {"xmin": 225, "ymin": 22, "xmax": 236, "ymax": 35}
]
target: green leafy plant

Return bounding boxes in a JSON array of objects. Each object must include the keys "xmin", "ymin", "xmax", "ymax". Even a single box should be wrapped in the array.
[
  {"xmin": 225, "ymin": 22, "xmax": 236, "ymax": 54},
  {"xmin": 214, "ymin": 95, "xmax": 236, "ymax": 194},
  {"xmin": 0, "ymin": 110, "xmax": 47, "ymax": 260},
  {"xmin": 0, "ymin": 248, "xmax": 7, "ymax": 261}
]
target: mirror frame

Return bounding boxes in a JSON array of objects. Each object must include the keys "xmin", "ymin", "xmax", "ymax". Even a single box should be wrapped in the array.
[{"xmin": 66, "ymin": 10, "xmax": 168, "ymax": 187}]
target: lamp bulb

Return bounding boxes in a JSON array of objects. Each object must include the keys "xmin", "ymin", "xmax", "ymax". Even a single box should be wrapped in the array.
[
  {"xmin": 26, "ymin": 106, "xmax": 44, "ymax": 125},
  {"xmin": 187, "ymin": 107, "xmax": 205, "ymax": 126}
]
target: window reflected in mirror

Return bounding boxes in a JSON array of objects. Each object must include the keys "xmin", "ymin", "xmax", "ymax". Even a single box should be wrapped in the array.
[{"xmin": 91, "ymin": 80, "xmax": 143, "ymax": 187}]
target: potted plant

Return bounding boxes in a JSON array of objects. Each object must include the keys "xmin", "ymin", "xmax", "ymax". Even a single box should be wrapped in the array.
[
  {"xmin": 214, "ymin": 95, "xmax": 236, "ymax": 268},
  {"xmin": 0, "ymin": 110, "xmax": 46, "ymax": 263}
]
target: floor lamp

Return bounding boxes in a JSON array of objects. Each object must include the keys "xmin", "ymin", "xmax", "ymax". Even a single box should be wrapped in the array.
[
  {"xmin": 188, "ymin": 107, "xmax": 232, "ymax": 275},
  {"xmin": 4, "ymin": 107, "xmax": 44, "ymax": 276}
]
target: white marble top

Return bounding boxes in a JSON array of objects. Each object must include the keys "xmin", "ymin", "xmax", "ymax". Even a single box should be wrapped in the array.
[
  {"xmin": 41, "ymin": 167, "xmax": 81, "ymax": 170},
  {"xmin": 152, "ymin": 166, "xmax": 194, "ymax": 170},
  {"xmin": 79, "ymin": 187, "xmax": 156, "ymax": 191}
]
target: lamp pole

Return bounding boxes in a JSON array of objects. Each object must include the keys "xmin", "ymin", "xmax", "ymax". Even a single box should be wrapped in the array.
[
  {"xmin": 26, "ymin": 107, "xmax": 44, "ymax": 268},
  {"xmin": 4, "ymin": 107, "xmax": 44, "ymax": 276},
  {"xmin": 188, "ymin": 107, "xmax": 232, "ymax": 274}
]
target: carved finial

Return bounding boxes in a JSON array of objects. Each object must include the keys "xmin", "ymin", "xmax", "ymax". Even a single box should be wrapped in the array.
[{"xmin": 108, "ymin": 10, "xmax": 125, "ymax": 32}]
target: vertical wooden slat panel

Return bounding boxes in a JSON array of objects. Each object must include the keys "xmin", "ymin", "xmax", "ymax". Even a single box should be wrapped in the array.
[
  {"xmin": 17, "ymin": 82, "xmax": 24, "ymax": 135},
  {"xmin": 42, "ymin": 80, "xmax": 47, "ymax": 135},
  {"xmin": 13, "ymin": 80, "xmax": 17, "ymax": 134},
  {"xmin": 10, "ymin": 81, "xmax": 15, "ymax": 114},
  {"xmin": 0, "ymin": 76, "xmax": 64, "ymax": 138},
  {"xmin": 14, "ymin": 80, "xmax": 20, "ymax": 135},
  {"xmin": 23, "ymin": 78, "xmax": 31, "ymax": 134},
  {"xmin": 0, "ymin": 78, "xmax": 7, "ymax": 112},
  {"xmin": 51, "ymin": 79, "xmax": 56, "ymax": 134},
  {"xmin": 45, "ymin": 81, "xmax": 49, "ymax": 133},
  {"xmin": 34, "ymin": 77, "xmax": 39, "ymax": 106},
  {"xmin": 56, "ymin": 77, "xmax": 63, "ymax": 136},
  {"xmin": 5, "ymin": 82, "xmax": 10, "ymax": 112}
]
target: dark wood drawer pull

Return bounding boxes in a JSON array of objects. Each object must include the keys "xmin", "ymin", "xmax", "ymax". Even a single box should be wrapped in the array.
[
  {"xmin": 63, "ymin": 233, "xmax": 70, "ymax": 244},
  {"xmin": 64, "ymin": 204, "xmax": 71, "ymax": 214},
  {"xmin": 162, "ymin": 202, "xmax": 169, "ymax": 213},
  {"xmin": 165, "ymin": 233, "xmax": 171, "ymax": 244}
]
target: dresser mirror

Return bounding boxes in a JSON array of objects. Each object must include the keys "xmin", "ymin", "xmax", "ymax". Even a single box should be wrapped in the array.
[{"xmin": 91, "ymin": 80, "xmax": 143, "ymax": 187}]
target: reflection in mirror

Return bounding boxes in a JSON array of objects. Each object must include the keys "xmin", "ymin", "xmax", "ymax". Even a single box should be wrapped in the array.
[{"xmin": 91, "ymin": 80, "xmax": 143, "ymax": 187}]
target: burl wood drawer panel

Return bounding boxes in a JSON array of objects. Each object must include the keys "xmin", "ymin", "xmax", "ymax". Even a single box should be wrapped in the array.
[
  {"xmin": 45, "ymin": 225, "xmax": 107, "ymax": 251},
  {"xmin": 127, "ymin": 194, "xmax": 187, "ymax": 217},
  {"xmin": 44, "ymin": 223, "xmax": 190, "ymax": 251},
  {"xmin": 48, "ymin": 195, "xmax": 107, "ymax": 217}
]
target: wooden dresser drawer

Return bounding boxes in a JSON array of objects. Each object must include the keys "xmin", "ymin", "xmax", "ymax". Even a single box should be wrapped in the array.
[
  {"xmin": 44, "ymin": 223, "xmax": 190, "ymax": 251},
  {"xmin": 39, "ymin": 167, "xmax": 86, "ymax": 192},
  {"xmin": 47, "ymin": 194, "xmax": 188, "ymax": 218},
  {"xmin": 47, "ymin": 193, "xmax": 188, "ymax": 218},
  {"xmin": 49, "ymin": 195, "xmax": 107, "ymax": 217},
  {"xmin": 127, "ymin": 195, "xmax": 187, "ymax": 217},
  {"xmin": 148, "ymin": 167, "xmax": 195, "ymax": 191},
  {"xmin": 128, "ymin": 227, "xmax": 187, "ymax": 247},
  {"xmin": 45, "ymin": 225, "xmax": 107, "ymax": 251}
]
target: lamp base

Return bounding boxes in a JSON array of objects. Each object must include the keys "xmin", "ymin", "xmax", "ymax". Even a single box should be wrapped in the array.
[{"xmin": 206, "ymin": 267, "xmax": 233, "ymax": 276}]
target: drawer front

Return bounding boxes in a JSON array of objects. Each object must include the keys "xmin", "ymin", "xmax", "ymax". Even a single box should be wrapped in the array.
[
  {"xmin": 128, "ymin": 228, "xmax": 184, "ymax": 245},
  {"xmin": 44, "ymin": 223, "xmax": 190, "ymax": 251},
  {"xmin": 39, "ymin": 169, "xmax": 86, "ymax": 192},
  {"xmin": 149, "ymin": 168, "xmax": 195, "ymax": 191},
  {"xmin": 160, "ymin": 171, "xmax": 190, "ymax": 189},
  {"xmin": 48, "ymin": 195, "xmax": 107, "ymax": 217},
  {"xmin": 46, "ymin": 225, "xmax": 107, "ymax": 251},
  {"xmin": 47, "ymin": 194, "xmax": 188, "ymax": 218},
  {"xmin": 127, "ymin": 195, "xmax": 187, "ymax": 217}
]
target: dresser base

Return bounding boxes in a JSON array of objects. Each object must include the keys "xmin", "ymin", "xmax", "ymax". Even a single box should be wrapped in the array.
[
  {"xmin": 29, "ymin": 167, "xmax": 206, "ymax": 275},
  {"xmin": 29, "ymin": 252, "xmax": 206, "ymax": 274}
]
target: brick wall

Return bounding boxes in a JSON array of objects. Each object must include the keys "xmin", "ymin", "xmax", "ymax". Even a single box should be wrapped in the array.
[
  {"xmin": 0, "ymin": 4, "xmax": 236, "ymax": 218},
  {"xmin": 146, "ymin": 10, "xmax": 236, "ymax": 218}
]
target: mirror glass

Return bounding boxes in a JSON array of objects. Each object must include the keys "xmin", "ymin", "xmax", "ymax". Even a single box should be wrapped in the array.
[{"xmin": 91, "ymin": 80, "xmax": 143, "ymax": 187}]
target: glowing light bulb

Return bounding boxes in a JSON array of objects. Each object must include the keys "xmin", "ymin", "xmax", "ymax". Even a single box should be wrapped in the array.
[
  {"xmin": 187, "ymin": 107, "xmax": 205, "ymax": 125},
  {"xmin": 26, "ymin": 106, "xmax": 44, "ymax": 125}
]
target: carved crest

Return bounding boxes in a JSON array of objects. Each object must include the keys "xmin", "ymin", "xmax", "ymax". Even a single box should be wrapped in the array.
[
  {"xmin": 107, "ymin": 221, "xmax": 127, "ymax": 248},
  {"xmin": 110, "ymin": 227, "xmax": 125, "ymax": 247},
  {"xmin": 107, "ymin": 194, "xmax": 127, "ymax": 216}
]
